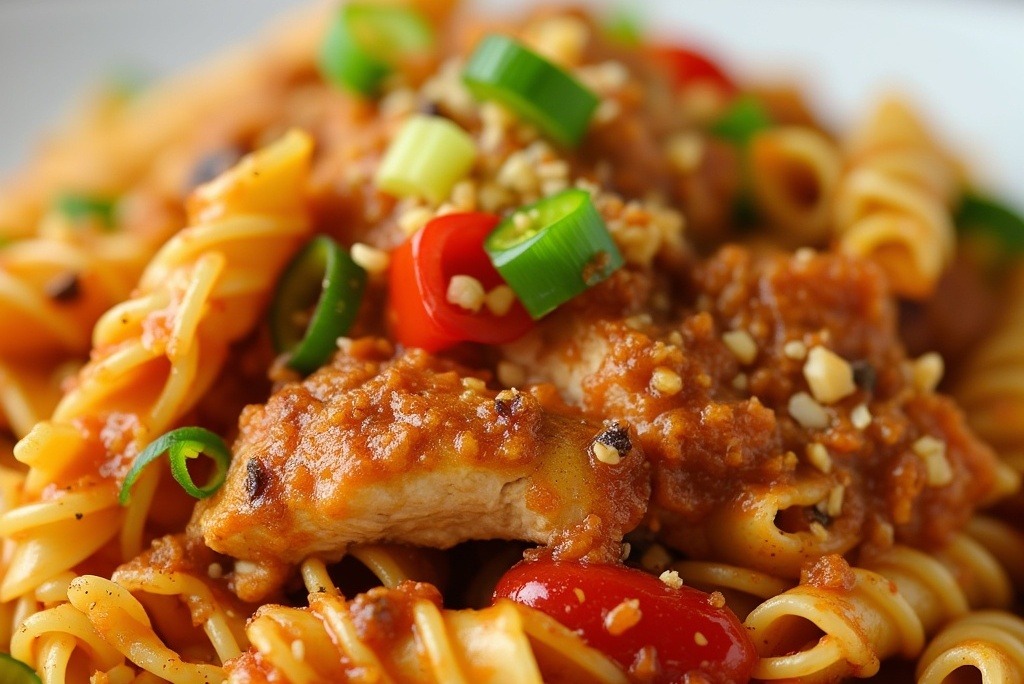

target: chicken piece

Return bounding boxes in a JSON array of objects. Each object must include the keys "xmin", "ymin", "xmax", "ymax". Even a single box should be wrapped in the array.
[
  {"xmin": 501, "ymin": 246, "xmax": 1003, "ymax": 562},
  {"xmin": 194, "ymin": 338, "xmax": 648, "ymax": 568}
]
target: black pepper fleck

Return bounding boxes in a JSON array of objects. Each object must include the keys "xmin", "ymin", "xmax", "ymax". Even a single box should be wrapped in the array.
[
  {"xmin": 45, "ymin": 272, "xmax": 81, "ymax": 303},
  {"xmin": 851, "ymin": 360, "xmax": 877, "ymax": 393},
  {"xmin": 807, "ymin": 506, "xmax": 831, "ymax": 527},
  {"xmin": 419, "ymin": 99, "xmax": 442, "ymax": 117},
  {"xmin": 596, "ymin": 421, "xmax": 632, "ymax": 455},
  {"xmin": 494, "ymin": 390, "xmax": 523, "ymax": 419},
  {"xmin": 246, "ymin": 458, "xmax": 268, "ymax": 503}
]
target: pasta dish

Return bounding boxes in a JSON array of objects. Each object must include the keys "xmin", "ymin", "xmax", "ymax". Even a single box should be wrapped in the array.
[{"xmin": 1, "ymin": 1, "xmax": 1023, "ymax": 682}]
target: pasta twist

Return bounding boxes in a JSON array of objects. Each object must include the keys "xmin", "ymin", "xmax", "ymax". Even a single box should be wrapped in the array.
[
  {"xmin": 916, "ymin": 611, "xmax": 1024, "ymax": 684},
  {"xmin": 0, "ymin": 224, "xmax": 160, "ymax": 361},
  {"xmin": 0, "ymin": 3, "xmax": 326, "ymax": 436},
  {"xmin": 743, "ymin": 529, "xmax": 1014, "ymax": 682},
  {"xmin": 0, "ymin": 199, "xmax": 183, "ymax": 437},
  {"xmin": 955, "ymin": 267, "xmax": 1024, "ymax": 492},
  {"xmin": 832, "ymin": 97, "xmax": 958, "ymax": 299},
  {"xmin": 12, "ymin": 543, "xmax": 441, "ymax": 684},
  {"xmin": 235, "ymin": 554, "xmax": 628, "ymax": 684},
  {"xmin": 0, "ymin": 130, "xmax": 313, "ymax": 608},
  {"xmin": 749, "ymin": 126, "xmax": 842, "ymax": 247},
  {"xmin": 0, "ymin": 2, "xmax": 323, "ymax": 239},
  {"xmin": 671, "ymin": 561, "xmax": 794, "ymax": 621},
  {"xmin": 964, "ymin": 516, "xmax": 1024, "ymax": 593},
  {"xmin": 680, "ymin": 476, "xmax": 864, "ymax": 579}
]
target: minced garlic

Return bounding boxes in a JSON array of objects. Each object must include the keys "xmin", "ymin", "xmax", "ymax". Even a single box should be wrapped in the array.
[
  {"xmin": 803, "ymin": 346, "xmax": 856, "ymax": 404},
  {"xmin": 446, "ymin": 275, "xmax": 486, "ymax": 312},
  {"xmin": 723, "ymin": 329, "xmax": 758, "ymax": 364},
  {"xmin": 789, "ymin": 392, "xmax": 830, "ymax": 430}
]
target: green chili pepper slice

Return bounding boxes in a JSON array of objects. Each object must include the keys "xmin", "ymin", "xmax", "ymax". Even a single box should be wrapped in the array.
[
  {"xmin": 119, "ymin": 427, "xmax": 231, "ymax": 505},
  {"xmin": 271, "ymin": 236, "xmax": 368, "ymax": 374}
]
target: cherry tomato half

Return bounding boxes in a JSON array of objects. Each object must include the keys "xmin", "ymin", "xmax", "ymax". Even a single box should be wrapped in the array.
[
  {"xmin": 650, "ymin": 45, "xmax": 737, "ymax": 96},
  {"xmin": 388, "ymin": 212, "xmax": 534, "ymax": 352},
  {"xmin": 494, "ymin": 560, "xmax": 756, "ymax": 683}
]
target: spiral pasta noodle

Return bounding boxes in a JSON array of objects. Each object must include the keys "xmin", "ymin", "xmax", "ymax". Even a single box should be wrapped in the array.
[
  {"xmin": 749, "ymin": 126, "xmax": 842, "ymax": 247},
  {"xmin": 682, "ymin": 475, "xmax": 864, "ymax": 579},
  {"xmin": 671, "ymin": 560, "xmax": 793, "ymax": 621},
  {"xmin": 964, "ymin": 516, "xmax": 1024, "ymax": 593},
  {"xmin": 0, "ymin": 3, "xmax": 323, "ymax": 240},
  {"xmin": 235, "ymin": 551, "xmax": 628, "ymax": 683},
  {"xmin": 0, "ymin": 127, "xmax": 313, "ymax": 659},
  {"xmin": 743, "ymin": 528, "xmax": 1014, "ymax": 682},
  {"xmin": 916, "ymin": 611, "xmax": 1024, "ymax": 684},
  {"xmin": 955, "ymin": 267, "xmax": 1024, "ymax": 492},
  {"xmin": 832, "ymin": 97, "xmax": 958, "ymax": 298},
  {"xmin": 0, "ymin": 202, "xmax": 184, "ymax": 437},
  {"xmin": 0, "ymin": 3, "xmax": 326, "ymax": 435}
]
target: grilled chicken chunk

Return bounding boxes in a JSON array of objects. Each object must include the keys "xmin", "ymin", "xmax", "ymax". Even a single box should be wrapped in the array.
[
  {"xmin": 194, "ymin": 338, "xmax": 648, "ymax": 567},
  {"xmin": 501, "ymin": 247, "xmax": 1003, "ymax": 563}
]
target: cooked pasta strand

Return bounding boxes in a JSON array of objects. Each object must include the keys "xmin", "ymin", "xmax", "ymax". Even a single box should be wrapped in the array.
[
  {"xmin": 917, "ymin": 611, "xmax": 1024, "ymax": 684},
  {"xmin": 832, "ymin": 98, "xmax": 958, "ymax": 298},
  {"xmin": 745, "ymin": 530, "xmax": 1014, "ymax": 681}
]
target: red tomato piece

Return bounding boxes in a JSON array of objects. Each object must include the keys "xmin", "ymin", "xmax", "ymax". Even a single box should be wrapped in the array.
[
  {"xmin": 651, "ymin": 45, "xmax": 737, "ymax": 96},
  {"xmin": 389, "ymin": 212, "xmax": 534, "ymax": 352},
  {"xmin": 494, "ymin": 560, "xmax": 756, "ymax": 683}
]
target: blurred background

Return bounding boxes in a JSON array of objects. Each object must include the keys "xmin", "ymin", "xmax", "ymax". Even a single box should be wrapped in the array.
[{"xmin": 1, "ymin": 0, "xmax": 1022, "ymax": 202}]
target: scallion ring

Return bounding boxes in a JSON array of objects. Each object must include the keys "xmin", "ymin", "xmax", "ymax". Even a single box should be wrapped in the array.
[
  {"xmin": 376, "ymin": 115, "xmax": 477, "ymax": 203},
  {"xmin": 0, "ymin": 654, "xmax": 40, "ymax": 684},
  {"xmin": 118, "ymin": 427, "xmax": 231, "ymax": 506},
  {"xmin": 604, "ymin": 9, "xmax": 643, "ymax": 46},
  {"xmin": 956, "ymin": 192, "xmax": 1024, "ymax": 253},
  {"xmin": 485, "ymin": 189, "xmax": 623, "ymax": 318},
  {"xmin": 318, "ymin": 3, "xmax": 434, "ymax": 96},
  {"xmin": 271, "ymin": 236, "xmax": 368, "ymax": 374},
  {"xmin": 710, "ymin": 94, "xmax": 773, "ymax": 147},
  {"xmin": 462, "ymin": 35, "xmax": 599, "ymax": 147},
  {"xmin": 54, "ymin": 193, "xmax": 117, "ymax": 229}
]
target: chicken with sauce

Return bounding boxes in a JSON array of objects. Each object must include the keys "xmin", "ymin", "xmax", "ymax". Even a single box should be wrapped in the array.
[
  {"xmin": 195, "ymin": 338, "xmax": 649, "ymax": 577},
  {"xmin": 501, "ymin": 246, "xmax": 1006, "ymax": 574}
]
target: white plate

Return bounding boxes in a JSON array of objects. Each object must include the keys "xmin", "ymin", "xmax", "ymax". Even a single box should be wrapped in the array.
[{"xmin": 1, "ymin": 0, "xmax": 1023, "ymax": 204}]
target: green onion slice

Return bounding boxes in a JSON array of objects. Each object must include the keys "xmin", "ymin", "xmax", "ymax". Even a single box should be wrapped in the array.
[
  {"xmin": 376, "ymin": 115, "xmax": 476, "ymax": 203},
  {"xmin": 0, "ymin": 654, "xmax": 39, "ymax": 684},
  {"xmin": 271, "ymin": 236, "xmax": 368, "ymax": 374},
  {"xmin": 318, "ymin": 3, "xmax": 434, "ymax": 96},
  {"xmin": 485, "ymin": 189, "xmax": 623, "ymax": 318},
  {"xmin": 119, "ymin": 427, "xmax": 231, "ymax": 505},
  {"xmin": 604, "ymin": 9, "xmax": 643, "ymax": 46},
  {"xmin": 956, "ymin": 192, "xmax": 1024, "ymax": 253},
  {"xmin": 710, "ymin": 94, "xmax": 773, "ymax": 147},
  {"xmin": 463, "ymin": 35, "xmax": 600, "ymax": 147},
  {"xmin": 54, "ymin": 193, "xmax": 116, "ymax": 229}
]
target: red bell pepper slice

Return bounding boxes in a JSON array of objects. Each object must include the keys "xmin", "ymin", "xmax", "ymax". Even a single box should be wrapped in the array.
[
  {"xmin": 389, "ymin": 212, "xmax": 534, "ymax": 352},
  {"xmin": 651, "ymin": 45, "xmax": 737, "ymax": 96}
]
